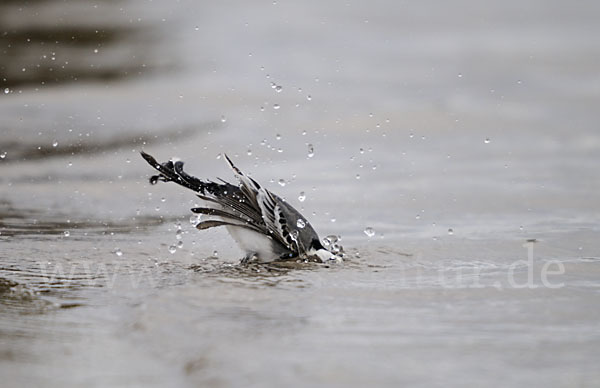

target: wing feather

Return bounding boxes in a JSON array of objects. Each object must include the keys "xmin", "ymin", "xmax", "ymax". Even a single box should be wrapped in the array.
[
  {"xmin": 142, "ymin": 150, "xmax": 299, "ymax": 257},
  {"xmin": 222, "ymin": 154, "xmax": 294, "ymax": 252},
  {"xmin": 196, "ymin": 220, "xmax": 262, "ymax": 233}
]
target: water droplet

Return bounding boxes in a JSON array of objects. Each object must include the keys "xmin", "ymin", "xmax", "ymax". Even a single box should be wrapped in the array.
[
  {"xmin": 448, "ymin": 228, "xmax": 454, "ymax": 235},
  {"xmin": 484, "ymin": 138, "xmax": 491, "ymax": 144},
  {"xmin": 275, "ymin": 133, "xmax": 281, "ymax": 140},
  {"xmin": 220, "ymin": 115, "xmax": 227, "ymax": 123},
  {"xmin": 278, "ymin": 179, "xmax": 286, "ymax": 187},
  {"xmin": 4, "ymin": 88, "xmax": 9, "ymax": 94},
  {"xmin": 176, "ymin": 229, "xmax": 183, "ymax": 240},
  {"xmin": 519, "ymin": 225, "xmax": 524, "ymax": 231},
  {"xmin": 364, "ymin": 227, "xmax": 375, "ymax": 237},
  {"xmin": 260, "ymin": 106, "xmax": 265, "ymax": 111},
  {"xmin": 273, "ymin": 104, "xmax": 280, "ymax": 110},
  {"xmin": 63, "ymin": 230, "xmax": 70, "ymax": 237},
  {"xmin": 190, "ymin": 214, "xmax": 200, "ymax": 224},
  {"xmin": 161, "ymin": 197, "xmax": 166, "ymax": 203},
  {"xmin": 212, "ymin": 250, "xmax": 218, "ymax": 257},
  {"xmin": 155, "ymin": 206, "xmax": 160, "ymax": 212},
  {"xmin": 307, "ymin": 144, "xmax": 314, "ymax": 158},
  {"xmin": 306, "ymin": 95, "xmax": 312, "ymax": 101},
  {"xmin": 0, "ymin": 151, "xmax": 6, "ymax": 159},
  {"xmin": 194, "ymin": 26, "xmax": 199, "ymax": 31},
  {"xmin": 415, "ymin": 214, "xmax": 421, "ymax": 220},
  {"xmin": 330, "ymin": 242, "xmax": 343, "ymax": 254},
  {"xmin": 168, "ymin": 245, "xmax": 177, "ymax": 254},
  {"xmin": 115, "ymin": 248, "xmax": 123, "ymax": 257},
  {"xmin": 355, "ymin": 174, "xmax": 361, "ymax": 180},
  {"xmin": 330, "ymin": 217, "xmax": 336, "ymax": 223},
  {"xmin": 298, "ymin": 191, "xmax": 306, "ymax": 202},
  {"xmin": 359, "ymin": 148, "xmax": 364, "ymax": 154},
  {"xmin": 275, "ymin": 85, "xmax": 283, "ymax": 93},
  {"xmin": 177, "ymin": 240, "xmax": 184, "ymax": 248},
  {"xmin": 301, "ymin": 130, "xmax": 307, "ymax": 136},
  {"xmin": 297, "ymin": 219, "xmax": 306, "ymax": 228},
  {"xmin": 516, "ymin": 79, "xmax": 522, "ymax": 85},
  {"xmin": 457, "ymin": 73, "xmax": 463, "ymax": 78},
  {"xmin": 322, "ymin": 235, "xmax": 339, "ymax": 248},
  {"xmin": 52, "ymin": 140, "xmax": 58, "ymax": 147},
  {"xmin": 93, "ymin": 48, "xmax": 98, "ymax": 54},
  {"xmin": 247, "ymin": 149, "xmax": 252, "ymax": 156}
]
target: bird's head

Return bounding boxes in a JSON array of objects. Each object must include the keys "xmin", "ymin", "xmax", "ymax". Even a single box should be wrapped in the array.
[{"xmin": 306, "ymin": 238, "xmax": 343, "ymax": 263}]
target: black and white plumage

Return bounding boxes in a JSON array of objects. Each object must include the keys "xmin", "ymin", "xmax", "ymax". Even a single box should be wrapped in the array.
[{"xmin": 141, "ymin": 151, "xmax": 338, "ymax": 263}]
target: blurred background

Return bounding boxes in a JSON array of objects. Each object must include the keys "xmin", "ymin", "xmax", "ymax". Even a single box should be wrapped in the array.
[{"xmin": 1, "ymin": 1, "xmax": 599, "ymax": 387}]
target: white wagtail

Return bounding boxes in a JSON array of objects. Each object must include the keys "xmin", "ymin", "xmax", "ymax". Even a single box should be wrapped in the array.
[{"xmin": 141, "ymin": 151, "xmax": 342, "ymax": 263}]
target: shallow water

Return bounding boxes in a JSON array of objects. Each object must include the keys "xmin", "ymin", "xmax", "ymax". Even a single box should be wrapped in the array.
[{"xmin": 1, "ymin": 0, "xmax": 600, "ymax": 387}]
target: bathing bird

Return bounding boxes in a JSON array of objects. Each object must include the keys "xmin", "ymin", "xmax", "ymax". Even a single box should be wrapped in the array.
[{"xmin": 141, "ymin": 151, "xmax": 341, "ymax": 263}]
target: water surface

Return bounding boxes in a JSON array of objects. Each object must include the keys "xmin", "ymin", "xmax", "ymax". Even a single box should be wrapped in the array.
[{"xmin": 1, "ymin": 1, "xmax": 599, "ymax": 387}]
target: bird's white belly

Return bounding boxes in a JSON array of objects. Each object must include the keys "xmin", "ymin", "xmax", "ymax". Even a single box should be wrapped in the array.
[{"xmin": 225, "ymin": 226, "xmax": 281, "ymax": 262}]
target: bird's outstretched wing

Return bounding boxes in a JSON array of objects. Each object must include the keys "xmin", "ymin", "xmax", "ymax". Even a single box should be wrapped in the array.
[
  {"xmin": 141, "ymin": 151, "xmax": 262, "ymax": 229},
  {"xmin": 140, "ymin": 151, "xmax": 299, "ymax": 254},
  {"xmin": 222, "ymin": 154, "xmax": 300, "ymax": 252}
]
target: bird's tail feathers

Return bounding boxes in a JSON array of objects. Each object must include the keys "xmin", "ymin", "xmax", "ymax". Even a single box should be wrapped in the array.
[{"xmin": 140, "ymin": 151, "xmax": 212, "ymax": 193}]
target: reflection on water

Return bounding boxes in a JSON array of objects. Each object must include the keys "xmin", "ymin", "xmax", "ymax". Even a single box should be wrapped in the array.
[
  {"xmin": 189, "ymin": 260, "xmax": 326, "ymax": 288},
  {"xmin": 0, "ymin": 125, "xmax": 202, "ymax": 163},
  {"xmin": 0, "ymin": 276, "xmax": 19, "ymax": 293},
  {"xmin": 0, "ymin": 199, "xmax": 166, "ymax": 237},
  {"xmin": 0, "ymin": 0, "xmax": 163, "ymax": 89}
]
